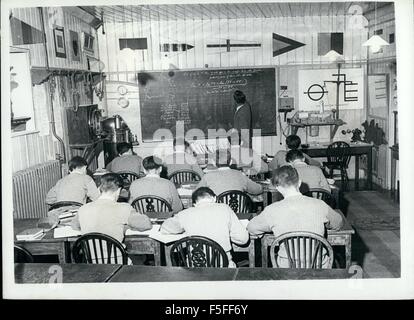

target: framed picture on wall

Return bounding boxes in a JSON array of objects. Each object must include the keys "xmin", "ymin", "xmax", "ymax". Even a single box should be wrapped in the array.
[
  {"xmin": 83, "ymin": 32, "xmax": 94, "ymax": 54},
  {"xmin": 69, "ymin": 30, "xmax": 81, "ymax": 62},
  {"xmin": 53, "ymin": 27, "xmax": 66, "ymax": 58}
]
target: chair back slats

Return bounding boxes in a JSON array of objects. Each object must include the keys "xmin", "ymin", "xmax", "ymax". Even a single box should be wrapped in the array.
[
  {"xmin": 326, "ymin": 141, "xmax": 351, "ymax": 168},
  {"xmin": 170, "ymin": 236, "xmax": 229, "ymax": 268},
  {"xmin": 270, "ymin": 232, "xmax": 334, "ymax": 269},
  {"xmin": 131, "ymin": 196, "xmax": 173, "ymax": 214},
  {"xmin": 14, "ymin": 245, "xmax": 35, "ymax": 263},
  {"xmin": 304, "ymin": 188, "xmax": 336, "ymax": 208},
  {"xmin": 115, "ymin": 171, "xmax": 140, "ymax": 193},
  {"xmin": 72, "ymin": 233, "xmax": 128, "ymax": 265},
  {"xmin": 216, "ymin": 190, "xmax": 253, "ymax": 214},
  {"xmin": 168, "ymin": 170, "xmax": 201, "ymax": 187}
]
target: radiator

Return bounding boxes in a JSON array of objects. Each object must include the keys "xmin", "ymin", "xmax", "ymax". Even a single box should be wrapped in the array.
[{"xmin": 12, "ymin": 160, "xmax": 62, "ymax": 219}]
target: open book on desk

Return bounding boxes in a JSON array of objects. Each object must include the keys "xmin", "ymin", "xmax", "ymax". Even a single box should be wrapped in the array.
[
  {"xmin": 149, "ymin": 230, "xmax": 187, "ymax": 244},
  {"xmin": 53, "ymin": 226, "xmax": 82, "ymax": 239}
]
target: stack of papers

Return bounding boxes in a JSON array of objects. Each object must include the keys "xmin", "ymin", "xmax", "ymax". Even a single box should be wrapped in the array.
[
  {"xmin": 53, "ymin": 226, "xmax": 82, "ymax": 238},
  {"xmin": 16, "ymin": 228, "xmax": 45, "ymax": 241},
  {"xmin": 126, "ymin": 224, "xmax": 187, "ymax": 244}
]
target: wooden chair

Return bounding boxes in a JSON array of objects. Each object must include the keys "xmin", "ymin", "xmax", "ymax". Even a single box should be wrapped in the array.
[
  {"xmin": 304, "ymin": 188, "xmax": 336, "ymax": 209},
  {"xmin": 14, "ymin": 245, "xmax": 34, "ymax": 263},
  {"xmin": 323, "ymin": 141, "xmax": 351, "ymax": 191},
  {"xmin": 270, "ymin": 232, "xmax": 334, "ymax": 269},
  {"xmin": 169, "ymin": 236, "xmax": 229, "ymax": 267},
  {"xmin": 131, "ymin": 195, "xmax": 173, "ymax": 213},
  {"xmin": 48, "ymin": 201, "xmax": 83, "ymax": 211},
  {"xmin": 116, "ymin": 171, "xmax": 140, "ymax": 188},
  {"xmin": 216, "ymin": 190, "xmax": 254, "ymax": 214},
  {"xmin": 72, "ymin": 233, "xmax": 128, "ymax": 265},
  {"xmin": 168, "ymin": 170, "xmax": 201, "ymax": 187}
]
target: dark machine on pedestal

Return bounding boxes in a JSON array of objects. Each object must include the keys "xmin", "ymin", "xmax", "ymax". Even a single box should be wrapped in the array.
[{"xmin": 66, "ymin": 104, "xmax": 135, "ymax": 171}]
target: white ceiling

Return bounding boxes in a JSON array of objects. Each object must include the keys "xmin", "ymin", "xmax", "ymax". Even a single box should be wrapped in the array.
[{"xmin": 79, "ymin": 2, "xmax": 393, "ymax": 23}]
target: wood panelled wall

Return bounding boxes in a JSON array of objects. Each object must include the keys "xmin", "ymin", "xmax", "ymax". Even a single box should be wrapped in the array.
[
  {"xmin": 10, "ymin": 7, "xmax": 100, "ymax": 172},
  {"xmin": 99, "ymin": 13, "xmax": 368, "ymax": 162},
  {"xmin": 365, "ymin": 3, "xmax": 396, "ymax": 189}
]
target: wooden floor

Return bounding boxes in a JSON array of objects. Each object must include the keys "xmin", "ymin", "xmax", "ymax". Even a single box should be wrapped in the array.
[{"xmin": 341, "ymin": 190, "xmax": 400, "ymax": 278}]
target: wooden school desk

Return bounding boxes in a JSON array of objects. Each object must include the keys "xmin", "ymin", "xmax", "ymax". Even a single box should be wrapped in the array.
[
  {"xmin": 14, "ymin": 263, "xmax": 122, "ymax": 283},
  {"xmin": 14, "ymin": 219, "xmax": 68, "ymax": 263},
  {"xmin": 14, "ymin": 219, "xmax": 164, "ymax": 266},
  {"xmin": 108, "ymin": 265, "xmax": 353, "ymax": 282},
  {"xmin": 302, "ymin": 142, "xmax": 373, "ymax": 191},
  {"xmin": 14, "ymin": 264, "xmax": 356, "ymax": 283},
  {"xmin": 260, "ymin": 210, "xmax": 354, "ymax": 268}
]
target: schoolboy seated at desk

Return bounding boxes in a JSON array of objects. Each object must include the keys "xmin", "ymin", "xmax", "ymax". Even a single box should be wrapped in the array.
[
  {"xmin": 268, "ymin": 134, "xmax": 322, "ymax": 171},
  {"xmin": 247, "ymin": 166, "xmax": 343, "ymax": 268},
  {"xmin": 46, "ymin": 156, "xmax": 100, "ymax": 206},
  {"xmin": 161, "ymin": 187, "xmax": 249, "ymax": 267},
  {"xmin": 163, "ymin": 138, "xmax": 204, "ymax": 178},
  {"xmin": 71, "ymin": 173, "xmax": 152, "ymax": 243},
  {"xmin": 228, "ymin": 135, "xmax": 268, "ymax": 175},
  {"xmin": 286, "ymin": 149, "xmax": 331, "ymax": 193},
  {"xmin": 129, "ymin": 156, "xmax": 183, "ymax": 213},
  {"xmin": 106, "ymin": 142, "xmax": 144, "ymax": 176},
  {"xmin": 196, "ymin": 149, "xmax": 263, "ymax": 197}
]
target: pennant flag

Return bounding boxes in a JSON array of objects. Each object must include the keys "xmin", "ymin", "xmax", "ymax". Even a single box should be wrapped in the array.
[
  {"xmin": 10, "ymin": 17, "xmax": 44, "ymax": 45},
  {"xmin": 207, "ymin": 39, "xmax": 261, "ymax": 52},
  {"xmin": 272, "ymin": 33, "xmax": 305, "ymax": 57},
  {"xmin": 119, "ymin": 38, "xmax": 148, "ymax": 50},
  {"xmin": 160, "ymin": 43, "xmax": 194, "ymax": 52},
  {"xmin": 318, "ymin": 32, "xmax": 343, "ymax": 55}
]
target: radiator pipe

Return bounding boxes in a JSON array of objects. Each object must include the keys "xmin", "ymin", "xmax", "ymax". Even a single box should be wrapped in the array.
[{"xmin": 38, "ymin": 7, "xmax": 66, "ymax": 163}]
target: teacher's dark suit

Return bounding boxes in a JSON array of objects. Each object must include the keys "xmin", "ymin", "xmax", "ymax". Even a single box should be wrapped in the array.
[{"xmin": 233, "ymin": 102, "xmax": 252, "ymax": 147}]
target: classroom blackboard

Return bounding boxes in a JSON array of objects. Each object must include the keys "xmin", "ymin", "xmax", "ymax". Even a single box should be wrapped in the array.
[{"xmin": 137, "ymin": 67, "xmax": 276, "ymax": 141}]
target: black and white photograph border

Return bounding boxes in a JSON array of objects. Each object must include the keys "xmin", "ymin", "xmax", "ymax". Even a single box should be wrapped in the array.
[{"xmin": 2, "ymin": 0, "xmax": 414, "ymax": 300}]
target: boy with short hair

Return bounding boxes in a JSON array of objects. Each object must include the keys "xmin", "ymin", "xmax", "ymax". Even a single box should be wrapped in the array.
[
  {"xmin": 46, "ymin": 156, "xmax": 100, "ymax": 205},
  {"xmin": 129, "ymin": 156, "xmax": 183, "ymax": 213},
  {"xmin": 196, "ymin": 149, "xmax": 263, "ymax": 196},
  {"xmin": 72, "ymin": 173, "xmax": 152, "ymax": 243},
  {"xmin": 286, "ymin": 149, "xmax": 331, "ymax": 193},
  {"xmin": 247, "ymin": 165, "xmax": 343, "ymax": 268},
  {"xmin": 161, "ymin": 187, "xmax": 249, "ymax": 267},
  {"xmin": 163, "ymin": 138, "xmax": 204, "ymax": 178},
  {"xmin": 106, "ymin": 142, "xmax": 143, "ymax": 176},
  {"xmin": 269, "ymin": 135, "xmax": 322, "ymax": 170}
]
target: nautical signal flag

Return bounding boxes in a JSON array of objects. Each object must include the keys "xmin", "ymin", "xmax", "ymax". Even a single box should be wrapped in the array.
[
  {"xmin": 160, "ymin": 43, "xmax": 194, "ymax": 52},
  {"xmin": 318, "ymin": 32, "xmax": 344, "ymax": 56},
  {"xmin": 10, "ymin": 17, "xmax": 44, "ymax": 45},
  {"xmin": 119, "ymin": 38, "xmax": 148, "ymax": 50},
  {"xmin": 272, "ymin": 33, "xmax": 305, "ymax": 57}
]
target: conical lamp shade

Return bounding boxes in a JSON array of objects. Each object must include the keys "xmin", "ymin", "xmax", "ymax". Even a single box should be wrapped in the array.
[
  {"xmin": 324, "ymin": 50, "xmax": 343, "ymax": 61},
  {"xmin": 362, "ymin": 35, "xmax": 390, "ymax": 47}
]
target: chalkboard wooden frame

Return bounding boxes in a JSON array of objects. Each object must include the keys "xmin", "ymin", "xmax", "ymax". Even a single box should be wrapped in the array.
[{"xmin": 137, "ymin": 66, "xmax": 277, "ymax": 142}]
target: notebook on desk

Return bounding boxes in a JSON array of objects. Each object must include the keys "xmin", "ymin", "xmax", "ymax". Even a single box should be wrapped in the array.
[{"xmin": 53, "ymin": 226, "xmax": 82, "ymax": 239}]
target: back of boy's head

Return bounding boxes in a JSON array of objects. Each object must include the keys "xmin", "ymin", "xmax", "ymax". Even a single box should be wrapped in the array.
[
  {"xmin": 117, "ymin": 142, "xmax": 132, "ymax": 155},
  {"xmin": 286, "ymin": 149, "xmax": 305, "ymax": 163},
  {"xmin": 68, "ymin": 156, "xmax": 87, "ymax": 172},
  {"xmin": 215, "ymin": 149, "xmax": 232, "ymax": 168},
  {"xmin": 285, "ymin": 135, "xmax": 301, "ymax": 150},
  {"xmin": 142, "ymin": 156, "xmax": 163, "ymax": 171},
  {"xmin": 233, "ymin": 90, "xmax": 246, "ymax": 104},
  {"xmin": 100, "ymin": 173, "xmax": 123, "ymax": 192},
  {"xmin": 272, "ymin": 165, "xmax": 300, "ymax": 188},
  {"xmin": 192, "ymin": 187, "xmax": 216, "ymax": 204}
]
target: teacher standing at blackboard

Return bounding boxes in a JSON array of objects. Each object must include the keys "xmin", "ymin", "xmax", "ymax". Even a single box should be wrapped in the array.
[{"xmin": 232, "ymin": 90, "xmax": 252, "ymax": 147}]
